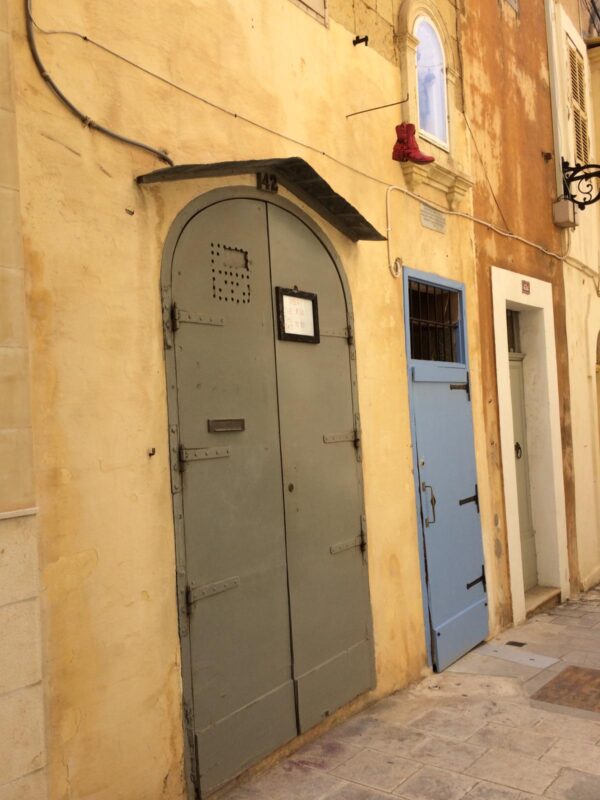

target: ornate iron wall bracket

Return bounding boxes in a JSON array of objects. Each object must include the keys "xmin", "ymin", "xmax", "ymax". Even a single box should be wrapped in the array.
[{"xmin": 562, "ymin": 158, "xmax": 600, "ymax": 209}]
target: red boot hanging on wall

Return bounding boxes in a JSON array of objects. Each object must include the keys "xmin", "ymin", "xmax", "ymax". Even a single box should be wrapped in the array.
[{"xmin": 392, "ymin": 123, "xmax": 435, "ymax": 164}]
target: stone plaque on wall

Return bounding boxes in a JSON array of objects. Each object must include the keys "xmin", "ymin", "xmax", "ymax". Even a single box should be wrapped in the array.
[{"xmin": 420, "ymin": 204, "xmax": 446, "ymax": 234}]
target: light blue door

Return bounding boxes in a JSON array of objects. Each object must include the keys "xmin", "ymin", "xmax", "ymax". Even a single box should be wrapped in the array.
[{"xmin": 405, "ymin": 272, "xmax": 488, "ymax": 671}]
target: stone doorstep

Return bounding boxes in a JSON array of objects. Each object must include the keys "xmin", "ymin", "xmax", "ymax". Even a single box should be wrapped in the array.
[{"xmin": 525, "ymin": 586, "xmax": 562, "ymax": 618}]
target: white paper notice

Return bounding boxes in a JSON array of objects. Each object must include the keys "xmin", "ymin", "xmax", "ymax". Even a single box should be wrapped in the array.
[{"xmin": 283, "ymin": 294, "xmax": 315, "ymax": 337}]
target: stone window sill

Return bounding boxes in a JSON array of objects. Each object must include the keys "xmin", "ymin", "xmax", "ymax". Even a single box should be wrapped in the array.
[{"xmin": 400, "ymin": 160, "xmax": 473, "ymax": 211}]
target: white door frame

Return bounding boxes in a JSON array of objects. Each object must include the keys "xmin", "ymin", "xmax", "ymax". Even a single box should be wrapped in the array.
[{"xmin": 492, "ymin": 267, "xmax": 570, "ymax": 623}]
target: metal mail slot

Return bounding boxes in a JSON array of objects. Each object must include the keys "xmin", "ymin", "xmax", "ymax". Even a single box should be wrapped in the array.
[{"xmin": 208, "ymin": 418, "xmax": 245, "ymax": 433}]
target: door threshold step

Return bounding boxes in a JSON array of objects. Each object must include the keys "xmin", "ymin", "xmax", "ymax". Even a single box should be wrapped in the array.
[{"xmin": 525, "ymin": 585, "xmax": 561, "ymax": 618}]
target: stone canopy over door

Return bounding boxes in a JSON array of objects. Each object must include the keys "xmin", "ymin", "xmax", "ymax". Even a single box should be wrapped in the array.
[{"xmin": 162, "ymin": 191, "xmax": 375, "ymax": 796}]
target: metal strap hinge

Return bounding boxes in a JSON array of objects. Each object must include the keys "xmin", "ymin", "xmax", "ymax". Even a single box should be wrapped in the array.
[
  {"xmin": 354, "ymin": 413, "xmax": 362, "ymax": 461},
  {"xmin": 171, "ymin": 302, "xmax": 224, "ymax": 330},
  {"xmin": 319, "ymin": 322, "xmax": 354, "ymax": 345},
  {"xmin": 360, "ymin": 514, "xmax": 367, "ymax": 552},
  {"xmin": 171, "ymin": 302, "xmax": 180, "ymax": 332},
  {"xmin": 182, "ymin": 700, "xmax": 200, "ymax": 798},
  {"xmin": 466, "ymin": 564, "xmax": 487, "ymax": 592},
  {"xmin": 179, "ymin": 445, "xmax": 231, "ymax": 464},
  {"xmin": 322, "ymin": 414, "xmax": 361, "ymax": 460},
  {"xmin": 169, "ymin": 426, "xmax": 184, "ymax": 489},
  {"xmin": 459, "ymin": 484, "xmax": 479, "ymax": 513},
  {"xmin": 186, "ymin": 576, "xmax": 240, "ymax": 613},
  {"xmin": 450, "ymin": 371, "xmax": 470, "ymax": 400},
  {"xmin": 330, "ymin": 536, "xmax": 362, "ymax": 555},
  {"xmin": 323, "ymin": 431, "xmax": 357, "ymax": 444},
  {"xmin": 329, "ymin": 516, "xmax": 367, "ymax": 556},
  {"xmin": 192, "ymin": 733, "xmax": 201, "ymax": 799}
]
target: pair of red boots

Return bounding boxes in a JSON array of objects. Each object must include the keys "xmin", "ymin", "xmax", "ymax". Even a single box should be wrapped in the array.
[{"xmin": 392, "ymin": 123, "xmax": 435, "ymax": 164}]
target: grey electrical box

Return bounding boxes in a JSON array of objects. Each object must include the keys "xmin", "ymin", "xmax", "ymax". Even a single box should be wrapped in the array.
[{"xmin": 553, "ymin": 198, "xmax": 578, "ymax": 228}]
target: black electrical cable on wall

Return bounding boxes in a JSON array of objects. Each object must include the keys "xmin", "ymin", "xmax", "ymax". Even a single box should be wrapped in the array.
[{"xmin": 24, "ymin": 0, "xmax": 174, "ymax": 166}]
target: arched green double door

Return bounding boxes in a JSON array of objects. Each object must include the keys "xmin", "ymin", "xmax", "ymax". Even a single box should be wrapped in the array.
[{"xmin": 165, "ymin": 194, "xmax": 374, "ymax": 795}]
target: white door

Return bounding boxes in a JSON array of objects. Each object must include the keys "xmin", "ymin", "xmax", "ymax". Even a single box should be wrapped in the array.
[{"xmin": 509, "ymin": 355, "xmax": 537, "ymax": 591}]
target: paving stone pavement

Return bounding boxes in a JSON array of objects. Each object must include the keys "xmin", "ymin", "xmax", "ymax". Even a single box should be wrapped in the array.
[{"xmin": 219, "ymin": 586, "xmax": 600, "ymax": 800}]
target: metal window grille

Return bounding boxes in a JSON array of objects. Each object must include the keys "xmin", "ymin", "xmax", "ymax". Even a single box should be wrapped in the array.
[{"xmin": 408, "ymin": 279, "xmax": 460, "ymax": 362}]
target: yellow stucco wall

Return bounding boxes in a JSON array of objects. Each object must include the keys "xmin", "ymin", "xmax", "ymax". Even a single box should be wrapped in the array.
[
  {"xmin": 0, "ymin": 0, "xmax": 47, "ymax": 796},
  {"xmin": 548, "ymin": 1, "xmax": 600, "ymax": 591},
  {"xmin": 562, "ymin": 14, "xmax": 600, "ymax": 590},
  {"xmin": 5, "ymin": 0, "xmax": 507, "ymax": 797}
]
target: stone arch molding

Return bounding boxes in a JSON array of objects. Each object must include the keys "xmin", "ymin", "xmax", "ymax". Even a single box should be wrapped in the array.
[{"xmin": 397, "ymin": 0, "xmax": 458, "ymax": 75}]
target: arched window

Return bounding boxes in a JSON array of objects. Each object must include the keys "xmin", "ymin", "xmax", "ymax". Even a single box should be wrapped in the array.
[{"xmin": 414, "ymin": 16, "xmax": 448, "ymax": 147}]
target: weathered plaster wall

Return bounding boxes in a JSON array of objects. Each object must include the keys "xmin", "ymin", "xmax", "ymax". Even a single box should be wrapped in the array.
[
  {"xmin": 6, "ymin": 0, "xmax": 506, "ymax": 796},
  {"xmin": 329, "ymin": 0, "xmax": 399, "ymax": 64},
  {"xmin": 463, "ymin": 0, "xmax": 579, "ymax": 609},
  {"xmin": 328, "ymin": 0, "xmax": 461, "ymax": 76},
  {"xmin": 563, "ymin": 266, "xmax": 600, "ymax": 589},
  {"xmin": 557, "ymin": 23, "xmax": 600, "ymax": 588},
  {"xmin": 557, "ymin": 0, "xmax": 600, "ymax": 589},
  {"xmin": 0, "ymin": 1, "xmax": 47, "ymax": 797}
]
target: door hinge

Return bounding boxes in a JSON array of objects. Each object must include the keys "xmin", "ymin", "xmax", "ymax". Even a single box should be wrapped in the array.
[
  {"xmin": 450, "ymin": 371, "xmax": 470, "ymax": 400},
  {"xmin": 162, "ymin": 298, "xmax": 175, "ymax": 349},
  {"xmin": 192, "ymin": 732, "xmax": 201, "ymax": 799},
  {"xmin": 185, "ymin": 579, "xmax": 241, "ymax": 615},
  {"xmin": 466, "ymin": 564, "xmax": 487, "ymax": 593},
  {"xmin": 360, "ymin": 514, "xmax": 367, "ymax": 552},
  {"xmin": 180, "ymin": 445, "xmax": 231, "ymax": 463},
  {"xmin": 171, "ymin": 302, "xmax": 180, "ymax": 332},
  {"xmin": 182, "ymin": 701, "xmax": 201, "ymax": 799},
  {"xmin": 322, "ymin": 414, "xmax": 361, "ymax": 462},
  {"xmin": 354, "ymin": 413, "xmax": 362, "ymax": 461},
  {"xmin": 347, "ymin": 321, "xmax": 355, "ymax": 346},
  {"xmin": 186, "ymin": 576, "xmax": 240, "ymax": 609},
  {"xmin": 169, "ymin": 425, "xmax": 183, "ymax": 493},
  {"xmin": 459, "ymin": 484, "xmax": 479, "ymax": 513},
  {"xmin": 329, "ymin": 516, "xmax": 367, "ymax": 556}
]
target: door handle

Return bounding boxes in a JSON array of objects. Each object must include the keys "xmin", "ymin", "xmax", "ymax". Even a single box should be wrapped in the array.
[
  {"xmin": 515, "ymin": 442, "xmax": 522, "ymax": 459},
  {"xmin": 421, "ymin": 482, "xmax": 437, "ymax": 527}
]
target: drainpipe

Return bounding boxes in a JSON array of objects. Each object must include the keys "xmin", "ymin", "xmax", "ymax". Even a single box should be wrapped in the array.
[{"xmin": 545, "ymin": 0, "xmax": 565, "ymax": 198}]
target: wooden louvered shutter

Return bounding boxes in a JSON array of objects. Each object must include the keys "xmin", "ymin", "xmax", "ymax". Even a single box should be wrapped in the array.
[{"xmin": 568, "ymin": 42, "xmax": 589, "ymax": 164}]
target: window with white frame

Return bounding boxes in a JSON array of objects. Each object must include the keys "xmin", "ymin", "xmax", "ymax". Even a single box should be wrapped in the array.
[
  {"xmin": 414, "ymin": 16, "xmax": 448, "ymax": 147},
  {"xmin": 567, "ymin": 37, "xmax": 589, "ymax": 164}
]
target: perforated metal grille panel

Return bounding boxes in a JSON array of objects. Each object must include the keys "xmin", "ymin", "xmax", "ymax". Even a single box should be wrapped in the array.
[{"xmin": 211, "ymin": 242, "xmax": 251, "ymax": 304}]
